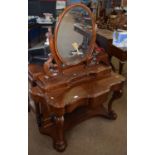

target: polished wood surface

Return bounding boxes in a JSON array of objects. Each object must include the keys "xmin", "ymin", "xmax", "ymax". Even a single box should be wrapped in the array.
[
  {"xmin": 108, "ymin": 44, "xmax": 127, "ymax": 62},
  {"xmin": 30, "ymin": 71, "xmax": 124, "ymax": 111}
]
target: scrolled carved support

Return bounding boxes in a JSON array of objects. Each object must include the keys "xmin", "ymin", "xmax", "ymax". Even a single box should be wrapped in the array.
[
  {"xmin": 106, "ymin": 90, "xmax": 123, "ymax": 120},
  {"xmin": 34, "ymin": 102, "xmax": 42, "ymax": 127},
  {"xmin": 49, "ymin": 35, "xmax": 62, "ymax": 72},
  {"xmin": 43, "ymin": 56, "xmax": 53, "ymax": 77},
  {"xmin": 53, "ymin": 115, "xmax": 66, "ymax": 152}
]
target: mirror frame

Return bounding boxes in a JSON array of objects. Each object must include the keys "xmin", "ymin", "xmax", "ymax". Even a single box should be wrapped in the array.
[{"xmin": 54, "ymin": 3, "xmax": 96, "ymax": 66}]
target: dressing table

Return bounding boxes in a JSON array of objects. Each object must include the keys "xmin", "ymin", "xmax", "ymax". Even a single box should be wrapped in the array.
[{"xmin": 29, "ymin": 3, "xmax": 125, "ymax": 152}]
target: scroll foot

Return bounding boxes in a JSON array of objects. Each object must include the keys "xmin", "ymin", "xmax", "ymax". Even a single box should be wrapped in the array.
[{"xmin": 104, "ymin": 90, "xmax": 123, "ymax": 120}]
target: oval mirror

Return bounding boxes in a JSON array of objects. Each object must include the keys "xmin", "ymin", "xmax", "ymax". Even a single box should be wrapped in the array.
[{"xmin": 54, "ymin": 4, "xmax": 96, "ymax": 66}]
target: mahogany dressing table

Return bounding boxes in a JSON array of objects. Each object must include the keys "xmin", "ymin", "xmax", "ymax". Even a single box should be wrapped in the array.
[{"xmin": 28, "ymin": 3, "xmax": 125, "ymax": 152}]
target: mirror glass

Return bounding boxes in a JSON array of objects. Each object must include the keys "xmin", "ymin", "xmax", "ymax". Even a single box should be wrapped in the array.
[{"xmin": 56, "ymin": 6, "xmax": 93, "ymax": 66}]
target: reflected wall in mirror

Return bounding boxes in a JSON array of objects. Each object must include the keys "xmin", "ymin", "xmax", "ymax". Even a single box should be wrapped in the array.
[{"xmin": 55, "ymin": 5, "xmax": 95, "ymax": 66}]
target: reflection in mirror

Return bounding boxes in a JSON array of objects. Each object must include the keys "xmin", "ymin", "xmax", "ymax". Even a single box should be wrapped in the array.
[{"xmin": 57, "ymin": 6, "xmax": 93, "ymax": 66}]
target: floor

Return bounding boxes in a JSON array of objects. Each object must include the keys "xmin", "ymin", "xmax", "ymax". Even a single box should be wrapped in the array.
[{"xmin": 28, "ymin": 57, "xmax": 127, "ymax": 155}]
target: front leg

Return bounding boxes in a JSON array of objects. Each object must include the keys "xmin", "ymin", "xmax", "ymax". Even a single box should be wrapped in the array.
[
  {"xmin": 119, "ymin": 62, "xmax": 124, "ymax": 74},
  {"xmin": 34, "ymin": 102, "xmax": 42, "ymax": 127},
  {"xmin": 105, "ymin": 90, "xmax": 123, "ymax": 120},
  {"xmin": 53, "ymin": 115, "xmax": 67, "ymax": 152},
  {"xmin": 109, "ymin": 55, "xmax": 116, "ymax": 71}
]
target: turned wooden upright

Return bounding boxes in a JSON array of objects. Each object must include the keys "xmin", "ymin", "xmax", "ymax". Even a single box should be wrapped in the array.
[{"xmin": 28, "ymin": 3, "xmax": 125, "ymax": 152}]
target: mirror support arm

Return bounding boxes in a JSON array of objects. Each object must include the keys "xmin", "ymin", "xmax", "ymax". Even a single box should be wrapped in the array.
[
  {"xmin": 49, "ymin": 35, "xmax": 62, "ymax": 72},
  {"xmin": 43, "ymin": 34, "xmax": 63, "ymax": 76},
  {"xmin": 43, "ymin": 56, "xmax": 53, "ymax": 76}
]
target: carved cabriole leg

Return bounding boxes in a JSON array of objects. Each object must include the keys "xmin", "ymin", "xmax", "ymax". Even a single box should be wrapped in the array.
[
  {"xmin": 109, "ymin": 55, "xmax": 116, "ymax": 71},
  {"xmin": 119, "ymin": 62, "xmax": 124, "ymax": 74},
  {"xmin": 105, "ymin": 90, "xmax": 123, "ymax": 120},
  {"xmin": 34, "ymin": 102, "xmax": 42, "ymax": 127},
  {"xmin": 54, "ymin": 115, "xmax": 66, "ymax": 152}
]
